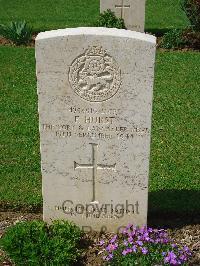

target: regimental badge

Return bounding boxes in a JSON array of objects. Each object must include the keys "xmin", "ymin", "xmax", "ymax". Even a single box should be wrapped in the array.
[{"xmin": 69, "ymin": 46, "xmax": 121, "ymax": 102}]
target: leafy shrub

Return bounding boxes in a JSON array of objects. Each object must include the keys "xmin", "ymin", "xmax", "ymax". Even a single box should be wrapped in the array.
[
  {"xmin": 98, "ymin": 224, "xmax": 192, "ymax": 265},
  {"xmin": 181, "ymin": 0, "xmax": 200, "ymax": 31},
  {"xmin": 96, "ymin": 9, "xmax": 125, "ymax": 29},
  {"xmin": 0, "ymin": 220, "xmax": 83, "ymax": 265},
  {"xmin": 160, "ymin": 29, "xmax": 187, "ymax": 49},
  {"xmin": 0, "ymin": 21, "xmax": 32, "ymax": 45}
]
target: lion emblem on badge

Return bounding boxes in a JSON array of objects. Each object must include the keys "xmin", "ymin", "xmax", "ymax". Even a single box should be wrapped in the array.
[{"xmin": 69, "ymin": 46, "xmax": 121, "ymax": 102}]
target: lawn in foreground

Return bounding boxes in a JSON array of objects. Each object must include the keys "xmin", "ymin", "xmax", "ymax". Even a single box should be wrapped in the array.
[
  {"xmin": 0, "ymin": 46, "xmax": 199, "ymax": 213},
  {"xmin": 0, "ymin": 0, "xmax": 188, "ymax": 32}
]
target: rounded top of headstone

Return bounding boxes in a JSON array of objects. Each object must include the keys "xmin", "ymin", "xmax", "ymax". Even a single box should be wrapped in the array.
[{"xmin": 36, "ymin": 27, "xmax": 156, "ymax": 44}]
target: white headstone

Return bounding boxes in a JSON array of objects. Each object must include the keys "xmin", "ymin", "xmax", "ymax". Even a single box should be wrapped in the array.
[
  {"xmin": 36, "ymin": 27, "xmax": 156, "ymax": 233},
  {"xmin": 100, "ymin": 0, "xmax": 146, "ymax": 32}
]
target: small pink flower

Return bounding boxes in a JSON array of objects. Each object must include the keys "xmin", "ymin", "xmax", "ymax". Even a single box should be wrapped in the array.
[
  {"xmin": 136, "ymin": 240, "xmax": 143, "ymax": 246},
  {"xmin": 98, "ymin": 240, "xmax": 105, "ymax": 246},
  {"xmin": 141, "ymin": 247, "xmax": 148, "ymax": 254},
  {"xmin": 106, "ymin": 243, "xmax": 118, "ymax": 252},
  {"xmin": 122, "ymin": 250, "xmax": 127, "ymax": 256},
  {"xmin": 128, "ymin": 236, "xmax": 133, "ymax": 243},
  {"xmin": 123, "ymin": 240, "xmax": 128, "ymax": 246},
  {"xmin": 132, "ymin": 245, "xmax": 137, "ymax": 252},
  {"xmin": 110, "ymin": 235, "xmax": 117, "ymax": 243},
  {"xmin": 126, "ymin": 223, "xmax": 133, "ymax": 229}
]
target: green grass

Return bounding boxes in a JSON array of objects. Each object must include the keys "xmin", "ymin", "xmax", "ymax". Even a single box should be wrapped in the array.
[
  {"xmin": 146, "ymin": 0, "xmax": 189, "ymax": 32},
  {"xmin": 0, "ymin": 0, "xmax": 99, "ymax": 32},
  {"xmin": 0, "ymin": 46, "xmax": 199, "ymax": 213},
  {"xmin": 149, "ymin": 51, "xmax": 200, "ymax": 213},
  {"xmin": 0, "ymin": 0, "xmax": 189, "ymax": 32},
  {"xmin": 0, "ymin": 47, "xmax": 41, "ymax": 209}
]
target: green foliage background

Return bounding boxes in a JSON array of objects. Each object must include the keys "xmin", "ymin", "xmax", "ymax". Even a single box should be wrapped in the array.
[
  {"xmin": 0, "ymin": 0, "xmax": 189, "ymax": 32},
  {"xmin": 0, "ymin": 0, "xmax": 199, "ymax": 215},
  {"xmin": 0, "ymin": 47, "xmax": 199, "ymax": 213}
]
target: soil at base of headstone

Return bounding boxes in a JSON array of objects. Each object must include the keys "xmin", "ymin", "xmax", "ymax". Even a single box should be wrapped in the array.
[
  {"xmin": 0, "ymin": 36, "xmax": 35, "ymax": 47},
  {"xmin": 0, "ymin": 211, "xmax": 199, "ymax": 266}
]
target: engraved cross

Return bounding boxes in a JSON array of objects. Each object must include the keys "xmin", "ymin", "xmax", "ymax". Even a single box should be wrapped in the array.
[
  {"xmin": 115, "ymin": 0, "xmax": 130, "ymax": 19},
  {"xmin": 74, "ymin": 143, "xmax": 116, "ymax": 203}
]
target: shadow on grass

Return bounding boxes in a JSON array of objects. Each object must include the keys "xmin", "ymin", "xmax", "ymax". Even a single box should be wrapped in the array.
[
  {"xmin": 148, "ymin": 190, "xmax": 200, "ymax": 228},
  {"xmin": 145, "ymin": 28, "xmax": 181, "ymax": 37},
  {"xmin": 0, "ymin": 190, "xmax": 199, "ymax": 228}
]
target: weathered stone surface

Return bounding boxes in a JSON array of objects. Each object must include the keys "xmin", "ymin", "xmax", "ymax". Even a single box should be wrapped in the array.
[
  {"xmin": 100, "ymin": 0, "xmax": 146, "ymax": 32},
  {"xmin": 36, "ymin": 27, "xmax": 156, "ymax": 232}
]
